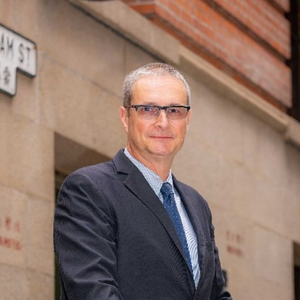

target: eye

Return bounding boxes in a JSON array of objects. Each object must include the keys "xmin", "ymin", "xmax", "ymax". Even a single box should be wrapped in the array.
[
  {"xmin": 139, "ymin": 106, "xmax": 157, "ymax": 113},
  {"xmin": 167, "ymin": 107, "xmax": 181, "ymax": 114},
  {"xmin": 143, "ymin": 106, "xmax": 154, "ymax": 112}
]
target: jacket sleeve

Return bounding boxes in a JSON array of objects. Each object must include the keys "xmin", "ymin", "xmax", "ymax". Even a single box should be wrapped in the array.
[
  {"xmin": 207, "ymin": 205, "xmax": 232, "ymax": 300},
  {"xmin": 54, "ymin": 171, "xmax": 123, "ymax": 300},
  {"xmin": 210, "ymin": 228, "xmax": 232, "ymax": 300}
]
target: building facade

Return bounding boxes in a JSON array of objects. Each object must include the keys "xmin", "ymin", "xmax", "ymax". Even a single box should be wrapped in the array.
[{"xmin": 0, "ymin": 0, "xmax": 300, "ymax": 299}]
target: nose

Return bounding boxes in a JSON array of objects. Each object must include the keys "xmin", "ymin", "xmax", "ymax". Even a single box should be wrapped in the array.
[{"xmin": 154, "ymin": 109, "xmax": 169, "ymax": 127}]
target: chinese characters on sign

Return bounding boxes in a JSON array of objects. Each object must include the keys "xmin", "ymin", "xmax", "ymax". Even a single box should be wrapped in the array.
[
  {"xmin": 0, "ymin": 23, "xmax": 37, "ymax": 96},
  {"xmin": 0, "ymin": 214, "xmax": 21, "ymax": 251},
  {"xmin": 226, "ymin": 229, "xmax": 244, "ymax": 258}
]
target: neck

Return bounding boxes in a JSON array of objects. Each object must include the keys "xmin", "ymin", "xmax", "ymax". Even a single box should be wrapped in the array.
[{"xmin": 127, "ymin": 147, "xmax": 173, "ymax": 181}]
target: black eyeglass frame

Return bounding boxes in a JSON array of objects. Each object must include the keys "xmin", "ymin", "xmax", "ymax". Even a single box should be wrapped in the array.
[
  {"xmin": 125, "ymin": 104, "xmax": 191, "ymax": 119},
  {"xmin": 126, "ymin": 104, "xmax": 191, "ymax": 111}
]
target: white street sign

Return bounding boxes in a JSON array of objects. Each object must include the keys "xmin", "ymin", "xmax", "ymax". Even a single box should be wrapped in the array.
[{"xmin": 0, "ymin": 24, "xmax": 37, "ymax": 96}]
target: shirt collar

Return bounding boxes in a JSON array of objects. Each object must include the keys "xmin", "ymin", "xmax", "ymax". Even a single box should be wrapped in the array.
[{"xmin": 124, "ymin": 148, "xmax": 173, "ymax": 196}]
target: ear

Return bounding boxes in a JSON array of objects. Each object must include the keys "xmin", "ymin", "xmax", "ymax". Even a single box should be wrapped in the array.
[{"xmin": 119, "ymin": 106, "xmax": 129, "ymax": 133}]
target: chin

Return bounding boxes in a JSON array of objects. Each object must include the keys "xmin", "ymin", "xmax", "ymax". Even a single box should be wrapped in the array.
[
  {"xmin": 149, "ymin": 147, "xmax": 176, "ymax": 157},
  {"xmin": 147, "ymin": 142, "xmax": 180, "ymax": 157}
]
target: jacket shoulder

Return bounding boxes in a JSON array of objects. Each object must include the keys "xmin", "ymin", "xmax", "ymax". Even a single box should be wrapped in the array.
[
  {"xmin": 72, "ymin": 160, "xmax": 115, "ymax": 179},
  {"xmin": 174, "ymin": 179, "xmax": 208, "ymax": 204},
  {"xmin": 67, "ymin": 149, "xmax": 131, "ymax": 182}
]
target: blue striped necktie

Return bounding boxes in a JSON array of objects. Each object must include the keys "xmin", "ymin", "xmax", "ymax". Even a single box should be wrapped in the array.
[{"xmin": 161, "ymin": 182, "xmax": 193, "ymax": 275}]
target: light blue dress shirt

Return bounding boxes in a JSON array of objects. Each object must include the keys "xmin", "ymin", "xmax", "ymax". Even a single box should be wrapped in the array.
[{"xmin": 124, "ymin": 148, "xmax": 200, "ymax": 286}]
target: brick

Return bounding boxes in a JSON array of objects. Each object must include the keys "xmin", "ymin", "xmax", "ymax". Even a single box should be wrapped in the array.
[
  {"xmin": 254, "ymin": 226, "xmax": 292, "ymax": 285},
  {"xmin": 272, "ymin": 0, "xmax": 290, "ymax": 11},
  {"xmin": 0, "ymin": 185, "xmax": 28, "ymax": 268},
  {"xmin": 213, "ymin": 0, "xmax": 290, "ymax": 58},
  {"xmin": 27, "ymin": 198, "xmax": 54, "ymax": 275},
  {"xmin": 122, "ymin": 0, "xmax": 292, "ymax": 107},
  {"xmin": 0, "ymin": 1, "xmax": 37, "ymax": 41},
  {"xmin": 129, "ymin": 3, "xmax": 155, "ymax": 14},
  {"xmin": 0, "ymin": 108, "xmax": 54, "ymax": 200},
  {"xmin": 38, "ymin": 56, "xmax": 126, "ymax": 158},
  {"xmin": 0, "ymin": 265, "xmax": 54, "ymax": 300},
  {"xmin": 36, "ymin": 0, "xmax": 125, "ymax": 95}
]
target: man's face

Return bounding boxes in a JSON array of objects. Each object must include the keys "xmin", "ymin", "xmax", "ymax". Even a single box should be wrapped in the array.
[{"xmin": 120, "ymin": 75, "xmax": 191, "ymax": 163}]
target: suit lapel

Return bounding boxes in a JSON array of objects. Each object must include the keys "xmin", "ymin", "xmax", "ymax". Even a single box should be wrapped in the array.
[
  {"xmin": 112, "ymin": 150, "xmax": 189, "ymax": 268},
  {"xmin": 173, "ymin": 177, "xmax": 207, "ymax": 289}
]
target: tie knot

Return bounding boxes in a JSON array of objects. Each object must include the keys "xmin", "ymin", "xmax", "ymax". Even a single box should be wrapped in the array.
[{"xmin": 160, "ymin": 182, "xmax": 173, "ymax": 198}]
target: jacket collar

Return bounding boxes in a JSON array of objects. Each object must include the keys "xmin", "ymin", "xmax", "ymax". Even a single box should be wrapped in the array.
[
  {"xmin": 112, "ymin": 150, "xmax": 196, "ymax": 284},
  {"xmin": 113, "ymin": 150, "xmax": 184, "ymax": 250}
]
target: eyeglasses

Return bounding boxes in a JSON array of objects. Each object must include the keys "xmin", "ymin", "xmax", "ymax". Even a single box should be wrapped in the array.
[{"xmin": 125, "ymin": 105, "xmax": 191, "ymax": 120}]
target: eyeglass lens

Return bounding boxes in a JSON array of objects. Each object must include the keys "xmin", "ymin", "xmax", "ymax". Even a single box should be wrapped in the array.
[{"xmin": 135, "ymin": 105, "xmax": 189, "ymax": 120}]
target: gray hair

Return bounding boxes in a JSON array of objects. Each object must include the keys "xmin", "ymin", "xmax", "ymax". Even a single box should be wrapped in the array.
[{"xmin": 123, "ymin": 62, "xmax": 191, "ymax": 107}]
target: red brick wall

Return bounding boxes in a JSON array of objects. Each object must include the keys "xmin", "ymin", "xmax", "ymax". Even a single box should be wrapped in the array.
[
  {"xmin": 122, "ymin": 0, "xmax": 291, "ymax": 110},
  {"xmin": 213, "ymin": 0, "xmax": 290, "ymax": 58},
  {"xmin": 272, "ymin": 0, "xmax": 290, "ymax": 11}
]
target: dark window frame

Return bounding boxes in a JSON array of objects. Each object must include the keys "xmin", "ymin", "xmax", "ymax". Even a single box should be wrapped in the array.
[
  {"xmin": 295, "ymin": 266, "xmax": 300, "ymax": 300},
  {"xmin": 289, "ymin": 0, "xmax": 300, "ymax": 121}
]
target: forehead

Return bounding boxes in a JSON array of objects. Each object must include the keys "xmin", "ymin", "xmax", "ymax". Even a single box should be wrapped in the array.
[
  {"xmin": 132, "ymin": 75, "xmax": 187, "ymax": 102},
  {"xmin": 134, "ymin": 74, "xmax": 185, "ymax": 88}
]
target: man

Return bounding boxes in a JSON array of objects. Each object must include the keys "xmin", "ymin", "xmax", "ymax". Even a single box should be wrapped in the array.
[{"xmin": 54, "ymin": 62, "xmax": 232, "ymax": 300}]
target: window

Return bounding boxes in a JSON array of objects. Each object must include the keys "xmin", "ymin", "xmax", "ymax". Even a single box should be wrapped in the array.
[
  {"xmin": 289, "ymin": 0, "xmax": 300, "ymax": 121},
  {"xmin": 294, "ymin": 243, "xmax": 300, "ymax": 300}
]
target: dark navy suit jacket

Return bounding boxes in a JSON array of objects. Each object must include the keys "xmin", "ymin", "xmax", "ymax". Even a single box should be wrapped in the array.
[{"xmin": 54, "ymin": 150, "xmax": 232, "ymax": 300}]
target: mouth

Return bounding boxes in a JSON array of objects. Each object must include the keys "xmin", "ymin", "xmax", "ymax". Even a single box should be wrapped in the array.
[{"xmin": 150, "ymin": 136, "xmax": 173, "ymax": 139}]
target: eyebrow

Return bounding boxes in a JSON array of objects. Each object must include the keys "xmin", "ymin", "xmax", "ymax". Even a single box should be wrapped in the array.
[{"xmin": 139, "ymin": 102, "xmax": 186, "ymax": 106}]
